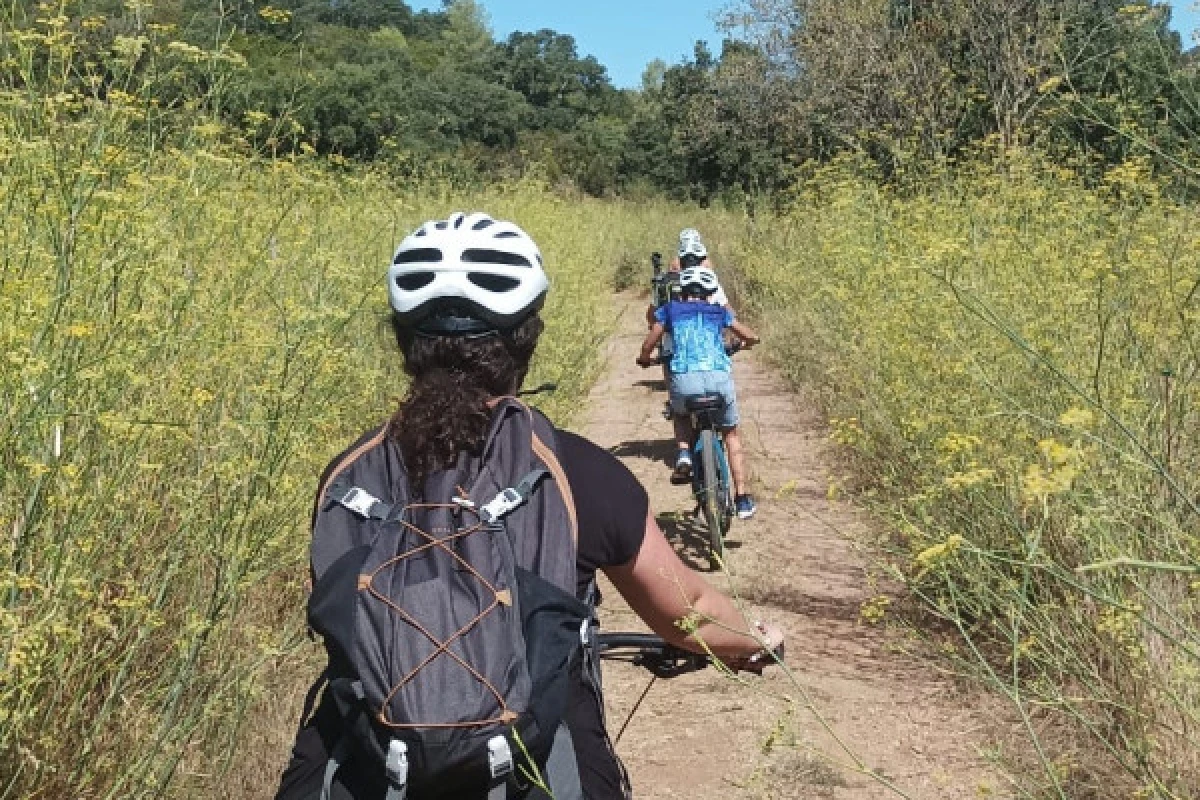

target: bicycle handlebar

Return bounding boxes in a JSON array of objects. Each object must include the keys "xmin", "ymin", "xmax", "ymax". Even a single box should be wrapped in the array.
[
  {"xmin": 595, "ymin": 631, "xmax": 783, "ymax": 677},
  {"xmin": 595, "ymin": 632, "xmax": 710, "ymax": 678}
]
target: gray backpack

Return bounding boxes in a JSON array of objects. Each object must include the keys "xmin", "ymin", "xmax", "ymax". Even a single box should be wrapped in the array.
[{"xmin": 307, "ymin": 399, "xmax": 589, "ymax": 800}]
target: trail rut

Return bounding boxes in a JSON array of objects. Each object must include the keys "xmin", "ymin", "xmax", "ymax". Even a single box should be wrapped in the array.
[{"xmin": 574, "ymin": 292, "xmax": 1005, "ymax": 799}]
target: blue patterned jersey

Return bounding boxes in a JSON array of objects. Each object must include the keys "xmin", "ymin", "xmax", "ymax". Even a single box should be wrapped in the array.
[{"xmin": 654, "ymin": 300, "xmax": 734, "ymax": 374}]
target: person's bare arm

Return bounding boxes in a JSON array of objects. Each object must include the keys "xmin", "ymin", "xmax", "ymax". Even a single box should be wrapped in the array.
[
  {"xmin": 637, "ymin": 323, "xmax": 665, "ymax": 366},
  {"xmin": 730, "ymin": 320, "xmax": 760, "ymax": 347},
  {"xmin": 604, "ymin": 511, "xmax": 781, "ymax": 658}
]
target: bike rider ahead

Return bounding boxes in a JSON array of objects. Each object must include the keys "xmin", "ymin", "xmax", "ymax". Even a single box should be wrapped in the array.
[
  {"xmin": 672, "ymin": 229, "xmax": 728, "ymax": 306},
  {"xmin": 646, "ymin": 229, "xmax": 727, "ymax": 329},
  {"xmin": 637, "ymin": 266, "xmax": 760, "ymax": 520}
]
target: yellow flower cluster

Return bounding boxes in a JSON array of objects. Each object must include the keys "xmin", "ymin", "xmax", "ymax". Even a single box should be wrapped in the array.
[
  {"xmin": 1021, "ymin": 437, "xmax": 1085, "ymax": 503},
  {"xmin": 258, "ymin": 6, "xmax": 294, "ymax": 25}
]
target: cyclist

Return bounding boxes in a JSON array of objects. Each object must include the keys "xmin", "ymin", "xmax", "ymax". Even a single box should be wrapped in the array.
[
  {"xmin": 646, "ymin": 229, "xmax": 727, "ymax": 328},
  {"xmin": 636, "ymin": 265, "xmax": 760, "ymax": 520},
  {"xmin": 672, "ymin": 229, "xmax": 728, "ymax": 304},
  {"xmin": 273, "ymin": 213, "xmax": 782, "ymax": 800},
  {"xmin": 646, "ymin": 230, "xmax": 730, "ymax": 421}
]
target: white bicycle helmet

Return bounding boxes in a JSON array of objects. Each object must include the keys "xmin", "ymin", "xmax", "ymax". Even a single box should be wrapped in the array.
[
  {"xmin": 679, "ymin": 265, "xmax": 719, "ymax": 296},
  {"xmin": 678, "ymin": 236, "xmax": 708, "ymax": 260},
  {"xmin": 387, "ymin": 212, "xmax": 548, "ymax": 333}
]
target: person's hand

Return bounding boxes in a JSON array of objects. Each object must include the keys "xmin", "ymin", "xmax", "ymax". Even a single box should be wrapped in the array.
[
  {"xmin": 727, "ymin": 621, "xmax": 784, "ymax": 674},
  {"xmin": 636, "ymin": 355, "xmax": 655, "ymax": 368}
]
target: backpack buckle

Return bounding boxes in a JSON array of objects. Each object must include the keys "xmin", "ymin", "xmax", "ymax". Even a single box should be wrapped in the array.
[
  {"xmin": 386, "ymin": 739, "xmax": 409, "ymax": 789},
  {"xmin": 479, "ymin": 469, "xmax": 550, "ymax": 523},
  {"xmin": 336, "ymin": 486, "xmax": 384, "ymax": 519},
  {"xmin": 480, "ymin": 487, "xmax": 523, "ymax": 524},
  {"xmin": 487, "ymin": 735, "xmax": 513, "ymax": 779}
]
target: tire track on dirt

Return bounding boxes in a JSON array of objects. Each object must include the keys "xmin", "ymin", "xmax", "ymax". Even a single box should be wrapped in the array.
[{"xmin": 573, "ymin": 292, "xmax": 1006, "ymax": 799}]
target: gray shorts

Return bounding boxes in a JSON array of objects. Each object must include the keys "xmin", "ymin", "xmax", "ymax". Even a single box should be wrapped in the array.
[{"xmin": 668, "ymin": 370, "xmax": 739, "ymax": 428}]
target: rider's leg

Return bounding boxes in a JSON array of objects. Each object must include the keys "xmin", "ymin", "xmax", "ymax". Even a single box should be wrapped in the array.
[
  {"xmin": 673, "ymin": 414, "xmax": 693, "ymax": 452},
  {"xmin": 723, "ymin": 425, "xmax": 749, "ymax": 496},
  {"xmin": 667, "ymin": 372, "xmax": 695, "ymax": 473},
  {"xmin": 710, "ymin": 371, "xmax": 756, "ymax": 516}
]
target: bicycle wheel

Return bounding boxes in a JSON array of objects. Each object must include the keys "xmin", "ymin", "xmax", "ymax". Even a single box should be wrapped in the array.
[
  {"xmin": 714, "ymin": 436, "xmax": 735, "ymax": 533},
  {"xmin": 697, "ymin": 429, "xmax": 725, "ymax": 558}
]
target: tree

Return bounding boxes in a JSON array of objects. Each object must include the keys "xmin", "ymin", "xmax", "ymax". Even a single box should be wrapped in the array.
[{"xmin": 493, "ymin": 29, "xmax": 619, "ymax": 130}]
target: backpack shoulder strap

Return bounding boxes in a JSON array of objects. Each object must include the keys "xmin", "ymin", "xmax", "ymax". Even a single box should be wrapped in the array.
[
  {"xmin": 525, "ymin": 406, "xmax": 578, "ymax": 548},
  {"xmin": 311, "ymin": 422, "xmax": 391, "ymax": 527},
  {"xmin": 487, "ymin": 397, "xmax": 577, "ymax": 547},
  {"xmin": 309, "ymin": 422, "xmax": 397, "ymax": 582}
]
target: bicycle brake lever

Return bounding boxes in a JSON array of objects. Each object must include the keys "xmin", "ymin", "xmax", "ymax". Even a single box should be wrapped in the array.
[
  {"xmin": 635, "ymin": 648, "xmax": 709, "ymax": 679},
  {"xmin": 517, "ymin": 382, "xmax": 558, "ymax": 396}
]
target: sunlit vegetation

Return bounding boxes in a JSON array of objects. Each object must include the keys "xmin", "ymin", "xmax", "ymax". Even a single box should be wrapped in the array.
[
  {"xmin": 734, "ymin": 150, "xmax": 1200, "ymax": 796},
  {"xmin": 5, "ymin": 0, "xmax": 1200, "ymax": 796}
]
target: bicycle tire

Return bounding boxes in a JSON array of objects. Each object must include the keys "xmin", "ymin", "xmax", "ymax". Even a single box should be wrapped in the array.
[
  {"xmin": 698, "ymin": 429, "xmax": 725, "ymax": 558},
  {"xmin": 714, "ymin": 436, "xmax": 735, "ymax": 533}
]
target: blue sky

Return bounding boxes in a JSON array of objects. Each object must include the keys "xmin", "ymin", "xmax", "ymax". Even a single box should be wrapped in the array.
[
  {"xmin": 1175, "ymin": 1, "xmax": 1200, "ymax": 46},
  {"xmin": 413, "ymin": 1, "xmax": 1200, "ymax": 89},
  {"xmin": 411, "ymin": 0, "xmax": 725, "ymax": 87}
]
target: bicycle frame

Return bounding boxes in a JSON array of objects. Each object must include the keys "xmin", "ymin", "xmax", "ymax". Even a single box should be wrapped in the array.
[{"xmin": 684, "ymin": 402, "xmax": 735, "ymax": 559}]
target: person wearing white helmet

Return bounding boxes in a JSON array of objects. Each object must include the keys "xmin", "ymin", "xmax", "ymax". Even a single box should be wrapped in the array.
[
  {"xmin": 668, "ymin": 228, "xmax": 729, "ymax": 306},
  {"xmin": 648, "ymin": 229, "xmax": 729, "ymax": 331},
  {"xmin": 645, "ymin": 228, "xmax": 730, "ymax": 412},
  {"xmin": 636, "ymin": 265, "xmax": 760, "ymax": 520},
  {"xmin": 274, "ymin": 213, "xmax": 782, "ymax": 800}
]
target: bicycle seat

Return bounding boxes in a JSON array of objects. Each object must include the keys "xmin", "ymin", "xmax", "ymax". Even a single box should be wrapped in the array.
[{"xmin": 685, "ymin": 394, "xmax": 726, "ymax": 413}]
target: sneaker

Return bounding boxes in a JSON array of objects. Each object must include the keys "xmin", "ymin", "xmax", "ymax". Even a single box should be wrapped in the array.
[
  {"xmin": 735, "ymin": 494, "xmax": 757, "ymax": 519},
  {"xmin": 674, "ymin": 449, "xmax": 692, "ymax": 476}
]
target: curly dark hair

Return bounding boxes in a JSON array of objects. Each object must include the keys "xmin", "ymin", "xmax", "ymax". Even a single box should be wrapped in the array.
[{"xmin": 390, "ymin": 315, "xmax": 543, "ymax": 494}]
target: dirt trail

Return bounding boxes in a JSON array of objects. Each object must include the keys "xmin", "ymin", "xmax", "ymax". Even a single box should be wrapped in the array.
[{"xmin": 575, "ymin": 293, "xmax": 1004, "ymax": 799}]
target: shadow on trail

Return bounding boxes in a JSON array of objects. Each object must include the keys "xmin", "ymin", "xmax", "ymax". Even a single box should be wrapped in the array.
[
  {"xmin": 655, "ymin": 511, "xmax": 741, "ymax": 573},
  {"xmin": 632, "ymin": 379, "xmax": 667, "ymax": 391},
  {"xmin": 609, "ymin": 438, "xmax": 675, "ymax": 468}
]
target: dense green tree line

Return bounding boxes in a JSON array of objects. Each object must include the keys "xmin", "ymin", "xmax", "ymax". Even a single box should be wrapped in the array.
[
  {"xmin": 718, "ymin": 0, "xmax": 1200, "ymax": 188},
  {"xmin": 5, "ymin": 0, "xmax": 1199, "ymax": 199}
]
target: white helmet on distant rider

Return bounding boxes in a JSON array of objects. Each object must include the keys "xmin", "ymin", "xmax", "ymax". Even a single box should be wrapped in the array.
[
  {"xmin": 679, "ymin": 265, "xmax": 719, "ymax": 297},
  {"xmin": 679, "ymin": 227, "xmax": 702, "ymax": 246},
  {"xmin": 387, "ymin": 212, "xmax": 548, "ymax": 334},
  {"xmin": 678, "ymin": 237, "xmax": 708, "ymax": 261}
]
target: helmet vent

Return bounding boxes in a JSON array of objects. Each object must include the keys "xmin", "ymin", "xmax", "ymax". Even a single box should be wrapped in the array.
[
  {"xmin": 394, "ymin": 272, "xmax": 436, "ymax": 291},
  {"xmin": 494, "ymin": 231, "xmax": 519, "ymax": 239},
  {"xmin": 462, "ymin": 248, "xmax": 531, "ymax": 267},
  {"xmin": 467, "ymin": 272, "xmax": 520, "ymax": 292},
  {"xmin": 435, "ymin": 221, "xmax": 448, "ymax": 230},
  {"xmin": 393, "ymin": 248, "xmax": 443, "ymax": 265},
  {"xmin": 472, "ymin": 219, "xmax": 494, "ymax": 231}
]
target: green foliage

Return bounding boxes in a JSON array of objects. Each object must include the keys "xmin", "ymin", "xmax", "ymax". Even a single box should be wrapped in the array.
[
  {"xmin": 736, "ymin": 151, "xmax": 1200, "ymax": 795},
  {"xmin": 721, "ymin": 0, "xmax": 1200, "ymax": 189}
]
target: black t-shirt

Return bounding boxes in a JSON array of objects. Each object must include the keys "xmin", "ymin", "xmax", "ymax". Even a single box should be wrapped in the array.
[
  {"xmin": 274, "ymin": 428, "xmax": 648, "ymax": 800},
  {"xmin": 560, "ymin": 430, "xmax": 648, "ymax": 598}
]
